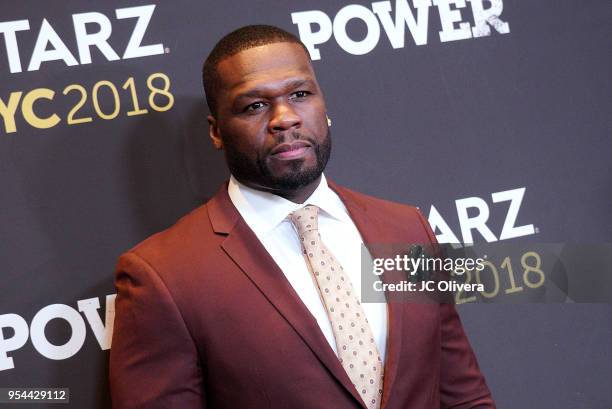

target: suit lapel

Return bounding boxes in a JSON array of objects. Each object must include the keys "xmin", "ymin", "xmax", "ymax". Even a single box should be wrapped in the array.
[
  {"xmin": 207, "ymin": 184, "xmax": 368, "ymax": 408},
  {"xmin": 207, "ymin": 180, "xmax": 410, "ymax": 409},
  {"xmin": 327, "ymin": 181, "xmax": 405, "ymax": 409}
]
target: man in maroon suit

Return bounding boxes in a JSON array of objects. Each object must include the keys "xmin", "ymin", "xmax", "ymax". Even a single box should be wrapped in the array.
[{"xmin": 109, "ymin": 25, "xmax": 495, "ymax": 409}]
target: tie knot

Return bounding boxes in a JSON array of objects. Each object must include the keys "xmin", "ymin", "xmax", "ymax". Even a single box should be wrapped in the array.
[{"xmin": 290, "ymin": 205, "xmax": 319, "ymax": 235}]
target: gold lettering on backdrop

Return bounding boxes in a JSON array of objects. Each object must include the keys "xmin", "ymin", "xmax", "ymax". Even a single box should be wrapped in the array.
[
  {"xmin": 0, "ymin": 72, "xmax": 174, "ymax": 134},
  {"xmin": 22, "ymin": 88, "xmax": 60, "ymax": 129},
  {"xmin": 0, "ymin": 91, "xmax": 23, "ymax": 133}
]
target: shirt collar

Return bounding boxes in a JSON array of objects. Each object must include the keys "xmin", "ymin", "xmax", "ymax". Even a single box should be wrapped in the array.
[{"xmin": 227, "ymin": 174, "xmax": 351, "ymax": 236}]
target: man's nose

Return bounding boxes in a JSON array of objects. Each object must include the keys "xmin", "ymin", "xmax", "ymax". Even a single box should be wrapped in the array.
[{"xmin": 268, "ymin": 103, "xmax": 301, "ymax": 133}]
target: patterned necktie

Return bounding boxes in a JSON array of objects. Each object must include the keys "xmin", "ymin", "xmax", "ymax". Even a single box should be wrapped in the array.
[{"xmin": 290, "ymin": 205, "xmax": 383, "ymax": 409}]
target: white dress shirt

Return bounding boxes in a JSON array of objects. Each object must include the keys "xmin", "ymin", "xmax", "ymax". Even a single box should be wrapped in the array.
[{"xmin": 228, "ymin": 174, "xmax": 387, "ymax": 362}]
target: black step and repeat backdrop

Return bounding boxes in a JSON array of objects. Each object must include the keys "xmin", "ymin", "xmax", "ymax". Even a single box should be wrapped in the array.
[{"xmin": 1, "ymin": 0, "xmax": 610, "ymax": 408}]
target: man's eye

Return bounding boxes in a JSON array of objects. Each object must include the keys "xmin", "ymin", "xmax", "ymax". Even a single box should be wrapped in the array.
[
  {"xmin": 245, "ymin": 101, "xmax": 266, "ymax": 112},
  {"xmin": 291, "ymin": 91, "xmax": 310, "ymax": 99}
]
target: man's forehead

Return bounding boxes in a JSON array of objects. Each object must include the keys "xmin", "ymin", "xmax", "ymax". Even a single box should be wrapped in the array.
[{"xmin": 216, "ymin": 42, "xmax": 315, "ymax": 92}]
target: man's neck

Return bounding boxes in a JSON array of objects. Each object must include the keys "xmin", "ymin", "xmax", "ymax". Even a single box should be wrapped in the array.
[{"xmin": 233, "ymin": 175, "xmax": 323, "ymax": 204}]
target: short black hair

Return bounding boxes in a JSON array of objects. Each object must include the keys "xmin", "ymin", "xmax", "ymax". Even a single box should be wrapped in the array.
[{"xmin": 202, "ymin": 25, "xmax": 310, "ymax": 116}]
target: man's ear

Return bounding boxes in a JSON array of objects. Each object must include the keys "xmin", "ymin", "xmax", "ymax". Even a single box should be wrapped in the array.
[{"xmin": 208, "ymin": 115, "xmax": 223, "ymax": 150}]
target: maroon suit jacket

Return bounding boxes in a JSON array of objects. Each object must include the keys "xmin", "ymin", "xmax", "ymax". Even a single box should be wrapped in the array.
[{"xmin": 109, "ymin": 181, "xmax": 495, "ymax": 409}]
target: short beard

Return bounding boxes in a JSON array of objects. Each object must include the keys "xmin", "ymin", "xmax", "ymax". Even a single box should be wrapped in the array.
[
  {"xmin": 258, "ymin": 130, "xmax": 332, "ymax": 191},
  {"xmin": 257, "ymin": 130, "xmax": 331, "ymax": 191},
  {"xmin": 224, "ymin": 129, "xmax": 332, "ymax": 192}
]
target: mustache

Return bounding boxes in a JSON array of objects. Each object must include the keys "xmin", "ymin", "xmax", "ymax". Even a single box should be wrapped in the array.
[
  {"xmin": 268, "ymin": 131, "xmax": 317, "ymax": 152},
  {"xmin": 277, "ymin": 130, "xmax": 308, "ymax": 142}
]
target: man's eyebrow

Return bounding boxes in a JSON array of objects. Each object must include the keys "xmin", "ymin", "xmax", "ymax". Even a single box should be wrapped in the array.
[{"xmin": 235, "ymin": 79, "xmax": 313, "ymax": 100}]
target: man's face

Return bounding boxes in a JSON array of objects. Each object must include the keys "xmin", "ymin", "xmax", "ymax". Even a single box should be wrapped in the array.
[{"xmin": 208, "ymin": 42, "xmax": 330, "ymax": 193}]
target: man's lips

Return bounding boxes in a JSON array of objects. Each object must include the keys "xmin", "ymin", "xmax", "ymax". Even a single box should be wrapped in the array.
[{"xmin": 269, "ymin": 141, "xmax": 312, "ymax": 160}]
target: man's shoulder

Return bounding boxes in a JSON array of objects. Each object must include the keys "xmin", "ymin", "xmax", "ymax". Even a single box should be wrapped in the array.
[
  {"xmin": 123, "ymin": 201, "xmax": 218, "ymax": 266},
  {"xmin": 332, "ymin": 182, "xmax": 436, "ymax": 245},
  {"xmin": 332, "ymin": 183, "xmax": 422, "ymax": 218}
]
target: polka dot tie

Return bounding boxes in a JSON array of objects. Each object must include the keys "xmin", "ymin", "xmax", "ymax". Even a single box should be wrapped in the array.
[{"xmin": 290, "ymin": 205, "xmax": 383, "ymax": 409}]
